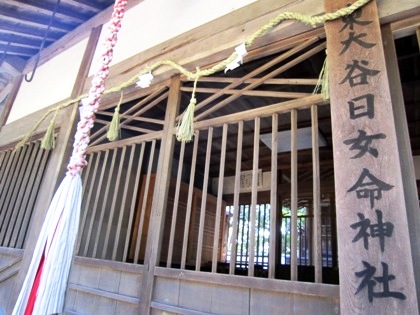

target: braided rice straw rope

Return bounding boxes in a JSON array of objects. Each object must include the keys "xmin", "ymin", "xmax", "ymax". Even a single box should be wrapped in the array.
[
  {"xmin": 66, "ymin": 0, "xmax": 128, "ymax": 176},
  {"xmin": 15, "ymin": 0, "xmax": 371, "ymax": 149}
]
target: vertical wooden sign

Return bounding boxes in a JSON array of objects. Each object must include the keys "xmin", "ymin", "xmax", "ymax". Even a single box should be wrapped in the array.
[{"xmin": 324, "ymin": 0, "xmax": 419, "ymax": 314}]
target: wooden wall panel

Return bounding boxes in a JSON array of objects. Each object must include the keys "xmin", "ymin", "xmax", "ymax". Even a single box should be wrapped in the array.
[
  {"xmin": 0, "ymin": 249, "xmax": 23, "ymax": 315},
  {"xmin": 64, "ymin": 257, "xmax": 142, "ymax": 315},
  {"xmin": 251, "ymin": 288, "xmax": 339, "ymax": 315},
  {"xmin": 151, "ymin": 273, "xmax": 339, "ymax": 315}
]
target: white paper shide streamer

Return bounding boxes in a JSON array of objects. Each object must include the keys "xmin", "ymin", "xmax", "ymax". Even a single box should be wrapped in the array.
[
  {"xmin": 12, "ymin": 175, "xmax": 82, "ymax": 315},
  {"xmin": 12, "ymin": 0, "xmax": 128, "ymax": 314}
]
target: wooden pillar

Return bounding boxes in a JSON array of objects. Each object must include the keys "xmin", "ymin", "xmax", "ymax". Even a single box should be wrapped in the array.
[
  {"xmin": 139, "ymin": 75, "xmax": 181, "ymax": 315},
  {"xmin": 325, "ymin": 0, "xmax": 419, "ymax": 314},
  {"xmin": 382, "ymin": 23, "xmax": 420, "ymax": 311}
]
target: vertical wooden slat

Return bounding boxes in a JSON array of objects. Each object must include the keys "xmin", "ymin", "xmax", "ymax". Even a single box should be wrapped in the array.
[
  {"xmin": 229, "ymin": 121, "xmax": 243, "ymax": 275},
  {"xmin": 75, "ymin": 152, "xmax": 94, "ymax": 252},
  {"xmin": 167, "ymin": 141, "xmax": 186, "ymax": 267},
  {"xmin": 0, "ymin": 148, "xmax": 23, "ymax": 244},
  {"xmin": 196, "ymin": 127, "xmax": 213, "ymax": 271},
  {"xmin": 269, "ymin": 113, "xmax": 278, "ymax": 279},
  {"xmin": 263, "ymin": 205, "xmax": 268, "ymax": 266},
  {"xmin": 181, "ymin": 131, "xmax": 200, "ymax": 269},
  {"xmin": 242, "ymin": 206, "xmax": 249, "ymax": 267},
  {"xmin": 19, "ymin": 145, "xmax": 50, "ymax": 248},
  {"xmin": 8, "ymin": 144, "xmax": 33, "ymax": 214},
  {"xmin": 3, "ymin": 145, "xmax": 27, "ymax": 209},
  {"xmin": 0, "ymin": 147, "xmax": 11, "ymax": 179},
  {"xmin": 13, "ymin": 142, "xmax": 42, "ymax": 248},
  {"xmin": 0, "ymin": 145, "xmax": 27, "ymax": 243},
  {"xmin": 0, "ymin": 148, "xmax": 22, "ymax": 220},
  {"xmin": 113, "ymin": 145, "xmax": 133, "ymax": 260},
  {"xmin": 123, "ymin": 143, "xmax": 144, "ymax": 262},
  {"xmin": 80, "ymin": 154, "xmax": 93, "ymax": 188},
  {"xmin": 102, "ymin": 146, "xmax": 127, "ymax": 260},
  {"xmin": 5, "ymin": 144, "xmax": 39, "ymax": 246},
  {"xmin": 256, "ymin": 206, "xmax": 261, "ymax": 264},
  {"xmin": 83, "ymin": 150, "xmax": 110, "ymax": 257},
  {"xmin": 290, "ymin": 109, "xmax": 298, "ymax": 281},
  {"xmin": 92, "ymin": 148, "xmax": 117, "ymax": 258},
  {"xmin": 77, "ymin": 151, "xmax": 102, "ymax": 254},
  {"xmin": 0, "ymin": 151, "xmax": 10, "ymax": 183},
  {"xmin": 311, "ymin": 105, "xmax": 322, "ymax": 283},
  {"xmin": 102, "ymin": 146, "xmax": 126, "ymax": 259},
  {"xmin": 0, "ymin": 150, "xmax": 14, "ymax": 197},
  {"xmin": 134, "ymin": 140, "xmax": 156, "ymax": 263},
  {"xmin": 0, "ymin": 150, "xmax": 12, "ymax": 242},
  {"xmin": 249, "ymin": 117, "xmax": 260, "ymax": 277},
  {"xmin": 8, "ymin": 143, "xmax": 37, "ymax": 247},
  {"xmin": 0, "ymin": 149, "xmax": 7, "ymax": 172},
  {"xmin": 3, "ymin": 142, "xmax": 35, "ymax": 246},
  {"xmin": 212, "ymin": 123, "xmax": 228, "ymax": 273}
]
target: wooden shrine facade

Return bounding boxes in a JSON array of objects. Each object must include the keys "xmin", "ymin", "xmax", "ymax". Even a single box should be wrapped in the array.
[{"xmin": 0, "ymin": 1, "xmax": 419, "ymax": 314}]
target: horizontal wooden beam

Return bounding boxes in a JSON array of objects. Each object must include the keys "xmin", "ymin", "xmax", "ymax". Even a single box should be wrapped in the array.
[
  {"xmin": 68, "ymin": 283, "xmax": 140, "ymax": 305},
  {"xmin": 182, "ymin": 86, "xmax": 312, "ymax": 99},
  {"xmin": 73, "ymin": 255, "xmax": 144, "ymax": 274},
  {"xmin": 151, "ymin": 302, "xmax": 213, "ymax": 315},
  {"xmin": 186, "ymin": 94, "xmax": 325, "ymax": 131},
  {"xmin": 391, "ymin": 13, "xmax": 420, "ymax": 38}
]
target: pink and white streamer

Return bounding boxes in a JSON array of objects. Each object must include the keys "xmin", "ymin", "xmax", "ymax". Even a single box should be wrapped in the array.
[
  {"xmin": 12, "ymin": 1, "xmax": 128, "ymax": 314},
  {"xmin": 68, "ymin": 0, "xmax": 127, "ymax": 177}
]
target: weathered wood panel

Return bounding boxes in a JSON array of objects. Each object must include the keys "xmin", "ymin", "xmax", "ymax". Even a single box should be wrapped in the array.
[
  {"xmin": 251, "ymin": 288, "xmax": 339, "ymax": 315},
  {"xmin": 151, "ymin": 269, "xmax": 339, "ymax": 315},
  {"xmin": 64, "ymin": 257, "xmax": 143, "ymax": 315},
  {"xmin": 0, "ymin": 248, "xmax": 23, "ymax": 315}
]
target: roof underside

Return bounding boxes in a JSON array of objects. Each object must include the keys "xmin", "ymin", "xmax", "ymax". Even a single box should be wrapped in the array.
[{"xmin": 0, "ymin": 0, "xmax": 115, "ymax": 91}]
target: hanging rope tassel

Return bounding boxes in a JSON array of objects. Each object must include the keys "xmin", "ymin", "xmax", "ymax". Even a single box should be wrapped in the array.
[
  {"xmin": 176, "ymin": 76, "xmax": 199, "ymax": 142},
  {"xmin": 41, "ymin": 108, "xmax": 59, "ymax": 150},
  {"xmin": 313, "ymin": 51, "xmax": 329, "ymax": 101},
  {"xmin": 107, "ymin": 91, "xmax": 124, "ymax": 141}
]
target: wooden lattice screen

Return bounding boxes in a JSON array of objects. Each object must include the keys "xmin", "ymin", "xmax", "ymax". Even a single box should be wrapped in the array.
[
  {"xmin": 0, "ymin": 141, "xmax": 51, "ymax": 249},
  {"xmin": 76, "ymin": 85, "xmax": 169, "ymax": 262}
]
